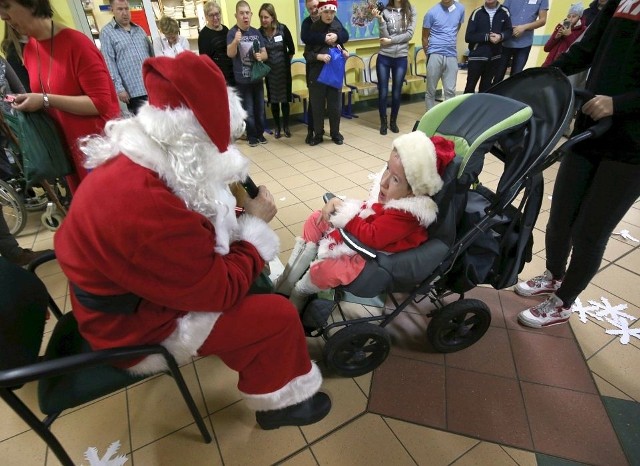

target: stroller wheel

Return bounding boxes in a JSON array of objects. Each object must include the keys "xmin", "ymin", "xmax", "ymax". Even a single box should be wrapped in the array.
[
  {"xmin": 427, "ymin": 299, "xmax": 491, "ymax": 353},
  {"xmin": 323, "ymin": 323, "xmax": 391, "ymax": 377},
  {"xmin": 41, "ymin": 212, "xmax": 64, "ymax": 231}
]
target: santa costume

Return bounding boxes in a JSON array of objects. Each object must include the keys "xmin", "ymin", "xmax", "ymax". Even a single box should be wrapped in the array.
[
  {"xmin": 276, "ymin": 132, "xmax": 455, "ymax": 307},
  {"xmin": 54, "ymin": 51, "xmax": 330, "ymax": 429}
]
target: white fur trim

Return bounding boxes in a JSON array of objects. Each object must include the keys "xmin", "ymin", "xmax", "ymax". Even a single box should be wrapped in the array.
[
  {"xmin": 393, "ymin": 132, "xmax": 443, "ymax": 197},
  {"xmin": 127, "ymin": 311, "xmax": 220, "ymax": 376},
  {"xmin": 227, "ymin": 86, "xmax": 247, "ymax": 142},
  {"xmin": 317, "ymin": 239, "xmax": 355, "ymax": 260},
  {"xmin": 385, "ymin": 196, "xmax": 439, "ymax": 228},
  {"xmin": 236, "ymin": 215, "xmax": 280, "ymax": 261},
  {"xmin": 330, "ymin": 199, "xmax": 364, "ymax": 229},
  {"xmin": 242, "ymin": 362, "xmax": 323, "ymax": 411}
]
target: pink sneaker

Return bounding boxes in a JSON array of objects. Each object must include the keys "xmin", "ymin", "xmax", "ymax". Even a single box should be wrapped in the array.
[
  {"xmin": 518, "ymin": 294, "xmax": 572, "ymax": 328},
  {"xmin": 514, "ymin": 270, "xmax": 562, "ymax": 297}
]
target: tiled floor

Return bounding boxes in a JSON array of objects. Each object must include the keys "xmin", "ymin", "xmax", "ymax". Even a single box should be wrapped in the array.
[{"xmin": 2, "ymin": 89, "xmax": 640, "ymax": 465}]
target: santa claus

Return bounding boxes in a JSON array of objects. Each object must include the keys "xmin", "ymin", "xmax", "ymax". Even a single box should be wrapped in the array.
[{"xmin": 54, "ymin": 51, "xmax": 330, "ymax": 429}]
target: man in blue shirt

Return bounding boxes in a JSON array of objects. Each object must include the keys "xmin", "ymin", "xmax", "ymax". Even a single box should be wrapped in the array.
[
  {"xmin": 422, "ymin": 0, "xmax": 465, "ymax": 111},
  {"xmin": 100, "ymin": 0, "xmax": 153, "ymax": 114},
  {"xmin": 494, "ymin": 0, "xmax": 548, "ymax": 82}
]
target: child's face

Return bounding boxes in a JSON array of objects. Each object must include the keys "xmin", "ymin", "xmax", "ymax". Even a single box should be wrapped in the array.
[
  {"xmin": 235, "ymin": 5, "xmax": 252, "ymax": 29},
  {"xmin": 320, "ymin": 9, "xmax": 336, "ymax": 24},
  {"xmin": 378, "ymin": 151, "xmax": 413, "ymax": 204}
]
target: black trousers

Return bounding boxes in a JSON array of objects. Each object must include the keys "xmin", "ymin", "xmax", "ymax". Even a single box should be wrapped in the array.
[
  {"xmin": 309, "ymin": 82, "xmax": 341, "ymax": 138},
  {"xmin": 464, "ymin": 57, "xmax": 500, "ymax": 93},
  {"xmin": 546, "ymin": 151, "xmax": 640, "ymax": 306}
]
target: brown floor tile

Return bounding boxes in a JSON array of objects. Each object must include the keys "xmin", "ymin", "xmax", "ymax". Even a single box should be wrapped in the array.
[
  {"xmin": 500, "ymin": 291, "xmax": 574, "ymax": 339},
  {"xmin": 466, "ymin": 286, "xmax": 506, "ymax": 329},
  {"xmin": 368, "ymin": 355, "xmax": 446, "ymax": 429},
  {"xmin": 509, "ymin": 329, "xmax": 598, "ymax": 394},
  {"xmin": 445, "ymin": 367, "xmax": 533, "ymax": 450},
  {"xmin": 521, "ymin": 382, "xmax": 627, "ymax": 465},
  {"xmin": 445, "ymin": 326, "xmax": 517, "ymax": 379}
]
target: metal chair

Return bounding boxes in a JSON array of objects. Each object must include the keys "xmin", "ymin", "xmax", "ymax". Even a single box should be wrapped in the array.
[{"xmin": 0, "ymin": 253, "xmax": 212, "ymax": 466}]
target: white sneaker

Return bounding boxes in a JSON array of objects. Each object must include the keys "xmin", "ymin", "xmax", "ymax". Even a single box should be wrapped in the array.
[
  {"xmin": 514, "ymin": 270, "xmax": 562, "ymax": 297},
  {"xmin": 518, "ymin": 294, "xmax": 572, "ymax": 328}
]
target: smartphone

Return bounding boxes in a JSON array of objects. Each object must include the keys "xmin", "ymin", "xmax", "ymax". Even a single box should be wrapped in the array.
[
  {"xmin": 376, "ymin": 1, "xmax": 385, "ymax": 10},
  {"xmin": 252, "ymin": 39, "xmax": 260, "ymax": 54},
  {"xmin": 562, "ymin": 19, "xmax": 571, "ymax": 28},
  {"xmin": 242, "ymin": 176, "xmax": 259, "ymax": 198}
]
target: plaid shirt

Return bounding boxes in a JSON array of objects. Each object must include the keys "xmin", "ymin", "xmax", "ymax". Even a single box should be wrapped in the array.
[{"xmin": 100, "ymin": 19, "xmax": 152, "ymax": 97}]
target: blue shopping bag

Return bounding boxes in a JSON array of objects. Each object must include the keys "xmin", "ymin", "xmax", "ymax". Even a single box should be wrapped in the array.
[{"xmin": 317, "ymin": 47, "xmax": 346, "ymax": 89}]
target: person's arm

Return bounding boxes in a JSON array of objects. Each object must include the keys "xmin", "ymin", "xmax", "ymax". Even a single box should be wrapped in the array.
[
  {"xmin": 198, "ymin": 28, "xmax": 208, "ymax": 55},
  {"xmin": 342, "ymin": 210, "xmax": 428, "ymax": 251},
  {"xmin": 99, "ymin": 26, "xmax": 125, "ymax": 95},
  {"xmin": 513, "ymin": 9, "xmax": 548, "ymax": 37},
  {"xmin": 422, "ymin": 27, "xmax": 431, "ymax": 51},
  {"xmin": 283, "ymin": 24, "xmax": 295, "ymax": 59},
  {"xmin": 301, "ymin": 17, "xmax": 327, "ymax": 45},
  {"xmin": 464, "ymin": 9, "xmax": 484, "ymax": 44},
  {"xmin": 334, "ymin": 17, "xmax": 349, "ymax": 44},
  {"xmin": 179, "ymin": 35, "xmax": 189, "ymax": 52},
  {"xmin": 227, "ymin": 27, "xmax": 241, "ymax": 58},
  {"xmin": 499, "ymin": 8, "xmax": 513, "ymax": 42},
  {"xmin": 390, "ymin": 6, "xmax": 417, "ymax": 45}
]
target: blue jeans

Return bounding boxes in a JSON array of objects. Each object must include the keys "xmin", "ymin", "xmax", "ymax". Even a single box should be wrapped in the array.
[
  {"xmin": 376, "ymin": 54, "xmax": 408, "ymax": 118},
  {"xmin": 494, "ymin": 46, "xmax": 531, "ymax": 83},
  {"xmin": 235, "ymin": 81, "xmax": 265, "ymax": 142}
]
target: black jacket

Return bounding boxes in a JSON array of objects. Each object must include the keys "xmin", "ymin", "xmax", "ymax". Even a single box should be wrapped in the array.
[{"xmin": 465, "ymin": 4, "xmax": 512, "ymax": 61}]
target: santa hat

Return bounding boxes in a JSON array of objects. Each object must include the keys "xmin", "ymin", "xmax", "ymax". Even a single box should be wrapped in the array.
[
  {"xmin": 142, "ymin": 52, "xmax": 231, "ymax": 154},
  {"xmin": 318, "ymin": 0, "xmax": 337, "ymax": 12},
  {"xmin": 392, "ymin": 132, "xmax": 456, "ymax": 197}
]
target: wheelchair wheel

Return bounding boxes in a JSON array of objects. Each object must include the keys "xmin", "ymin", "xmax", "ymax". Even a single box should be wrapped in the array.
[
  {"xmin": 0, "ymin": 179, "xmax": 27, "ymax": 235},
  {"xmin": 323, "ymin": 323, "xmax": 391, "ymax": 377},
  {"xmin": 427, "ymin": 299, "xmax": 491, "ymax": 353},
  {"xmin": 41, "ymin": 212, "xmax": 64, "ymax": 231}
]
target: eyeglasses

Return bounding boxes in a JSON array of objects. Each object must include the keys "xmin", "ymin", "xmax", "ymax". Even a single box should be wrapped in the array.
[{"xmin": 206, "ymin": 12, "xmax": 221, "ymax": 18}]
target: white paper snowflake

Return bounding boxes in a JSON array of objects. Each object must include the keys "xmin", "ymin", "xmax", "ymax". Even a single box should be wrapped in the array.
[
  {"xmin": 572, "ymin": 296, "xmax": 639, "ymax": 346},
  {"xmin": 605, "ymin": 318, "xmax": 640, "ymax": 345},
  {"xmin": 612, "ymin": 229, "xmax": 639, "ymax": 243},
  {"xmin": 571, "ymin": 298, "xmax": 601, "ymax": 324},
  {"xmin": 588, "ymin": 297, "xmax": 636, "ymax": 324},
  {"xmin": 83, "ymin": 440, "xmax": 128, "ymax": 466}
]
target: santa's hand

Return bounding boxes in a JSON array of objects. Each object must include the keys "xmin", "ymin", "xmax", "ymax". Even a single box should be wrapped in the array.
[
  {"xmin": 582, "ymin": 95, "xmax": 613, "ymax": 121},
  {"xmin": 244, "ymin": 186, "xmax": 277, "ymax": 223}
]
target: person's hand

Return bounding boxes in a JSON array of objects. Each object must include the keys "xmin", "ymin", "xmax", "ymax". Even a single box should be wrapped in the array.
[
  {"xmin": 318, "ymin": 53, "xmax": 331, "ymax": 63},
  {"xmin": 489, "ymin": 32, "xmax": 501, "ymax": 44},
  {"xmin": 117, "ymin": 90, "xmax": 130, "ymax": 104},
  {"xmin": 234, "ymin": 30, "xmax": 242, "ymax": 42},
  {"xmin": 512, "ymin": 25, "xmax": 526, "ymax": 38},
  {"xmin": 244, "ymin": 185, "xmax": 277, "ymax": 223},
  {"xmin": 254, "ymin": 51, "xmax": 262, "ymax": 62},
  {"xmin": 372, "ymin": 7, "xmax": 382, "ymax": 18},
  {"xmin": 317, "ymin": 197, "xmax": 343, "ymax": 225},
  {"xmin": 380, "ymin": 37, "xmax": 391, "ymax": 46},
  {"xmin": 12, "ymin": 93, "xmax": 45, "ymax": 112},
  {"xmin": 325, "ymin": 32, "xmax": 337, "ymax": 45},
  {"xmin": 582, "ymin": 95, "xmax": 614, "ymax": 121}
]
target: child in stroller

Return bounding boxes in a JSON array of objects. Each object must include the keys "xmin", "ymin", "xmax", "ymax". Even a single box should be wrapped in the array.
[{"xmin": 275, "ymin": 131, "xmax": 456, "ymax": 310}]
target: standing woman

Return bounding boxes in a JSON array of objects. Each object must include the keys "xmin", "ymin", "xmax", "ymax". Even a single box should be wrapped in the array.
[
  {"xmin": 154, "ymin": 16, "xmax": 189, "ymax": 58},
  {"xmin": 0, "ymin": 0, "xmax": 120, "ymax": 194},
  {"xmin": 373, "ymin": 0, "xmax": 416, "ymax": 135},
  {"xmin": 258, "ymin": 3, "xmax": 294, "ymax": 139},
  {"xmin": 198, "ymin": 0, "xmax": 234, "ymax": 85}
]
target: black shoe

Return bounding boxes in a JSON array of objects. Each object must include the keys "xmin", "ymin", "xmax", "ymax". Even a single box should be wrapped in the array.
[
  {"xmin": 11, "ymin": 248, "xmax": 54, "ymax": 267},
  {"xmin": 305, "ymin": 130, "xmax": 314, "ymax": 144},
  {"xmin": 379, "ymin": 115, "xmax": 388, "ymax": 135},
  {"xmin": 310, "ymin": 135, "xmax": 324, "ymax": 146},
  {"xmin": 258, "ymin": 135, "xmax": 268, "ymax": 144},
  {"xmin": 274, "ymin": 129, "xmax": 282, "ymax": 139},
  {"xmin": 332, "ymin": 137, "xmax": 343, "ymax": 145},
  {"xmin": 389, "ymin": 117, "xmax": 399, "ymax": 133},
  {"xmin": 283, "ymin": 127, "xmax": 291, "ymax": 138},
  {"xmin": 256, "ymin": 392, "xmax": 331, "ymax": 430}
]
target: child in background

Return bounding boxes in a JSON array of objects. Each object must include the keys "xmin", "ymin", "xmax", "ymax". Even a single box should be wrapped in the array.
[
  {"xmin": 275, "ymin": 131, "xmax": 456, "ymax": 310},
  {"xmin": 542, "ymin": 3, "xmax": 586, "ymax": 67}
]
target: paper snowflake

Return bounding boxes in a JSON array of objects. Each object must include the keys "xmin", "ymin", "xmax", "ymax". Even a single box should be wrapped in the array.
[
  {"xmin": 612, "ymin": 229, "xmax": 639, "ymax": 243},
  {"xmin": 571, "ymin": 298, "xmax": 601, "ymax": 324},
  {"xmin": 83, "ymin": 440, "xmax": 128, "ymax": 466},
  {"xmin": 605, "ymin": 318, "xmax": 640, "ymax": 345},
  {"xmin": 588, "ymin": 297, "xmax": 636, "ymax": 324}
]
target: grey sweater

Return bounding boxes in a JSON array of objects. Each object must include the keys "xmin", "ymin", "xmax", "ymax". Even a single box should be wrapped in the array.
[{"xmin": 378, "ymin": 5, "xmax": 417, "ymax": 58}]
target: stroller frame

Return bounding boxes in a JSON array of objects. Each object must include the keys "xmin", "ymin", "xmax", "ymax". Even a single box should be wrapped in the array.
[{"xmin": 304, "ymin": 68, "xmax": 580, "ymax": 377}]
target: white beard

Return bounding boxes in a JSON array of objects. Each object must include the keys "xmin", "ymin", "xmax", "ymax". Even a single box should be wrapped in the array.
[{"xmin": 79, "ymin": 105, "xmax": 249, "ymax": 255}]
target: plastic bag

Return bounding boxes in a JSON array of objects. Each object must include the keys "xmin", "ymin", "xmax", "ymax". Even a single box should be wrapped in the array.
[
  {"xmin": 317, "ymin": 47, "xmax": 345, "ymax": 89},
  {"xmin": 2, "ymin": 109, "xmax": 73, "ymax": 187},
  {"xmin": 251, "ymin": 61, "xmax": 271, "ymax": 81}
]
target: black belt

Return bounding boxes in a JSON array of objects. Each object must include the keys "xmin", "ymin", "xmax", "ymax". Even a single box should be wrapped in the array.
[{"xmin": 71, "ymin": 283, "xmax": 141, "ymax": 315}]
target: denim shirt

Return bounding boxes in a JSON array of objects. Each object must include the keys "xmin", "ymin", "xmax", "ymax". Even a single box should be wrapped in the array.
[{"xmin": 502, "ymin": 0, "xmax": 549, "ymax": 48}]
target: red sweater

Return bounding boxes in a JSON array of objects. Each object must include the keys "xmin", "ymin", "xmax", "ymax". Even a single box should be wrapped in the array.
[
  {"xmin": 24, "ymin": 28, "xmax": 120, "ymax": 192},
  {"xmin": 542, "ymin": 21, "xmax": 586, "ymax": 67}
]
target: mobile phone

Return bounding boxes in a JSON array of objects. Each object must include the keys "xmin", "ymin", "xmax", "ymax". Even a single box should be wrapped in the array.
[
  {"xmin": 322, "ymin": 192, "xmax": 336, "ymax": 203},
  {"xmin": 3, "ymin": 95, "xmax": 15, "ymax": 103},
  {"xmin": 562, "ymin": 19, "xmax": 571, "ymax": 28},
  {"xmin": 252, "ymin": 39, "xmax": 260, "ymax": 54},
  {"xmin": 242, "ymin": 176, "xmax": 259, "ymax": 198},
  {"xmin": 376, "ymin": 1, "xmax": 385, "ymax": 10}
]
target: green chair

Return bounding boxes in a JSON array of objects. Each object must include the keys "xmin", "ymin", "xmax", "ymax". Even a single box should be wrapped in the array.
[{"xmin": 0, "ymin": 253, "xmax": 211, "ymax": 466}]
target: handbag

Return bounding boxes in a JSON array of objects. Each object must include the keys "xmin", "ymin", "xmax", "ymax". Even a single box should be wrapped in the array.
[
  {"xmin": 2, "ymin": 109, "xmax": 74, "ymax": 188},
  {"xmin": 317, "ymin": 46, "xmax": 346, "ymax": 89},
  {"xmin": 251, "ymin": 61, "xmax": 271, "ymax": 81}
]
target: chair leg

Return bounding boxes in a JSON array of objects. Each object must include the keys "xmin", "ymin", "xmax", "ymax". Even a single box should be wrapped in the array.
[
  {"xmin": 0, "ymin": 390, "xmax": 74, "ymax": 466},
  {"xmin": 163, "ymin": 353, "xmax": 212, "ymax": 444}
]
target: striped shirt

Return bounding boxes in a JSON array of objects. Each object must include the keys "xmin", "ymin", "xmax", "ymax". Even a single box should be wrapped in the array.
[{"xmin": 99, "ymin": 19, "xmax": 152, "ymax": 97}]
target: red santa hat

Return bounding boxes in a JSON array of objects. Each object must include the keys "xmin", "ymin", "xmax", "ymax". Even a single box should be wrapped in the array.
[
  {"xmin": 318, "ymin": 0, "xmax": 338, "ymax": 12},
  {"xmin": 392, "ymin": 132, "xmax": 456, "ymax": 197},
  {"xmin": 142, "ymin": 52, "xmax": 231, "ymax": 154}
]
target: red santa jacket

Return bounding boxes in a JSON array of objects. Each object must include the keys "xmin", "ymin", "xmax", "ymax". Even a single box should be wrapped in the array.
[{"xmin": 54, "ymin": 155, "xmax": 278, "ymax": 372}]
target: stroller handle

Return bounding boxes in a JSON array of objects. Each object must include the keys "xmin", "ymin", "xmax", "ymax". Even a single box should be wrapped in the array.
[{"xmin": 572, "ymin": 88, "xmax": 613, "ymax": 139}]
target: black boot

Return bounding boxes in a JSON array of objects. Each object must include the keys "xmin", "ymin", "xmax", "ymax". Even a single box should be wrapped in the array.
[
  {"xmin": 379, "ymin": 115, "xmax": 387, "ymax": 135},
  {"xmin": 389, "ymin": 115, "xmax": 399, "ymax": 133},
  {"xmin": 255, "ymin": 392, "xmax": 332, "ymax": 430},
  {"xmin": 305, "ymin": 128, "xmax": 314, "ymax": 144},
  {"xmin": 274, "ymin": 124, "xmax": 282, "ymax": 139}
]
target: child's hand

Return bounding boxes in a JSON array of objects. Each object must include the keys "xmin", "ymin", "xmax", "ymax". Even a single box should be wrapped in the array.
[
  {"xmin": 317, "ymin": 197, "xmax": 343, "ymax": 225},
  {"xmin": 317, "ymin": 53, "xmax": 331, "ymax": 63},
  {"xmin": 341, "ymin": 49, "xmax": 349, "ymax": 58}
]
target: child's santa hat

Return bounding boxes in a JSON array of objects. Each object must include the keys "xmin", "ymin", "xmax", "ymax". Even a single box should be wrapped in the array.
[
  {"xmin": 318, "ymin": 0, "xmax": 338, "ymax": 12},
  {"xmin": 392, "ymin": 132, "xmax": 456, "ymax": 197}
]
